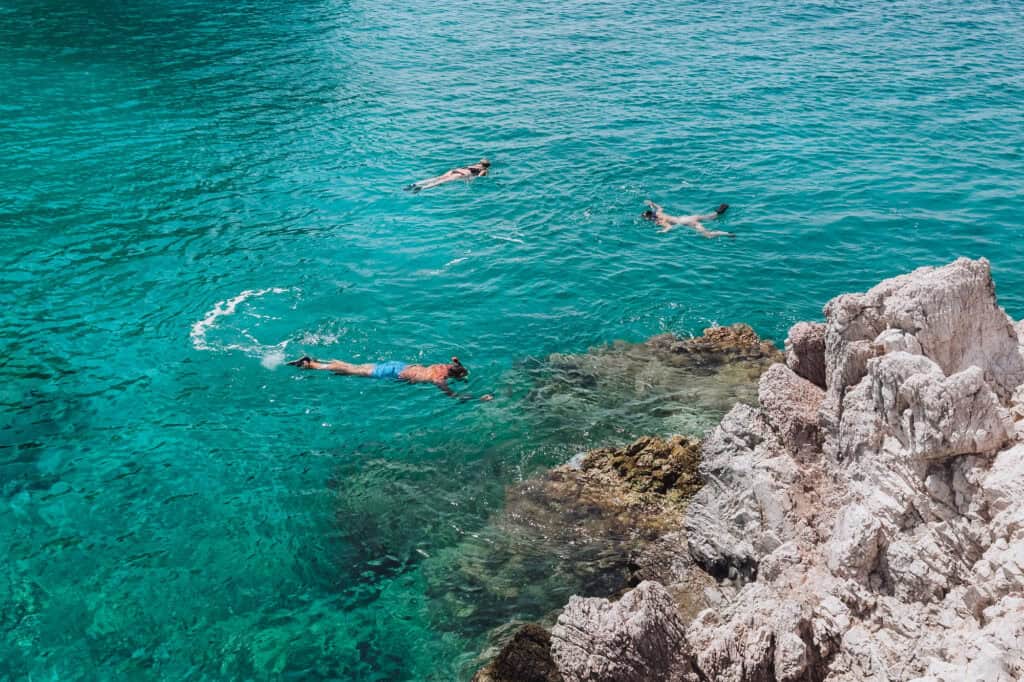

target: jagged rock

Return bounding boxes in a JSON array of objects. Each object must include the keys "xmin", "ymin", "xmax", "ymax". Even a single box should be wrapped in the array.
[
  {"xmin": 684, "ymin": 404, "xmax": 798, "ymax": 582},
  {"xmin": 821, "ymin": 258, "xmax": 1024, "ymax": 458},
  {"xmin": 686, "ymin": 583, "xmax": 829, "ymax": 682},
  {"xmin": 472, "ymin": 624, "xmax": 562, "ymax": 682},
  {"xmin": 836, "ymin": 352, "xmax": 1014, "ymax": 462},
  {"xmin": 786, "ymin": 322, "xmax": 827, "ymax": 388},
  {"xmin": 922, "ymin": 595, "xmax": 1024, "ymax": 681},
  {"xmin": 825, "ymin": 504, "xmax": 882, "ymax": 580},
  {"xmin": 759, "ymin": 363, "xmax": 825, "ymax": 453},
  {"xmin": 543, "ymin": 258, "xmax": 1024, "ymax": 682},
  {"xmin": 550, "ymin": 581, "xmax": 695, "ymax": 682}
]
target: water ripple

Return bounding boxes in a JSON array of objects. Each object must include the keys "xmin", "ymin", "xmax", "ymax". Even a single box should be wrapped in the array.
[{"xmin": 2, "ymin": 0, "xmax": 1024, "ymax": 679}]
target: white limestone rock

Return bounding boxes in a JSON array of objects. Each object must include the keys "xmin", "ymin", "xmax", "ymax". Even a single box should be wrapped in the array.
[
  {"xmin": 826, "ymin": 504, "xmax": 883, "ymax": 580},
  {"xmin": 685, "ymin": 404, "xmax": 795, "ymax": 581},
  {"xmin": 550, "ymin": 581, "xmax": 695, "ymax": 682},
  {"xmin": 821, "ymin": 258, "xmax": 1024, "ymax": 457},
  {"xmin": 836, "ymin": 352, "xmax": 1013, "ymax": 462},
  {"xmin": 786, "ymin": 321, "xmax": 827, "ymax": 388},
  {"xmin": 758, "ymin": 363, "xmax": 825, "ymax": 454}
]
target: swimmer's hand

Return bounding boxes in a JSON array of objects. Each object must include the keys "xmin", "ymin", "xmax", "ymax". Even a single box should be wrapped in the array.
[{"xmin": 453, "ymin": 393, "xmax": 493, "ymax": 403}]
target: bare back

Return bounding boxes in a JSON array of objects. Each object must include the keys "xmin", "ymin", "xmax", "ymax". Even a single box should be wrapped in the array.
[{"xmin": 398, "ymin": 363, "xmax": 450, "ymax": 385}]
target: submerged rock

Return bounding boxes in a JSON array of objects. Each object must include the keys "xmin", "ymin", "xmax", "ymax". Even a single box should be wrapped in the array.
[
  {"xmin": 525, "ymin": 324, "xmax": 782, "ymax": 441},
  {"xmin": 430, "ymin": 434, "xmax": 702, "ymax": 607},
  {"xmin": 542, "ymin": 258, "xmax": 1024, "ymax": 682},
  {"xmin": 455, "ymin": 436, "xmax": 709, "ymax": 679},
  {"xmin": 581, "ymin": 435, "xmax": 702, "ymax": 497},
  {"xmin": 645, "ymin": 323, "xmax": 779, "ymax": 360}
]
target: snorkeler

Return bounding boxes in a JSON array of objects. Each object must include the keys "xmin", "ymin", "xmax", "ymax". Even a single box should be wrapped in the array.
[
  {"xmin": 286, "ymin": 355, "xmax": 493, "ymax": 401},
  {"xmin": 407, "ymin": 159, "xmax": 490, "ymax": 192},
  {"xmin": 642, "ymin": 200, "xmax": 733, "ymax": 238}
]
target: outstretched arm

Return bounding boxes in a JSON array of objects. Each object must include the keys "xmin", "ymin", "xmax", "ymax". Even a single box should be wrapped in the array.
[{"xmin": 436, "ymin": 381, "xmax": 493, "ymax": 401}]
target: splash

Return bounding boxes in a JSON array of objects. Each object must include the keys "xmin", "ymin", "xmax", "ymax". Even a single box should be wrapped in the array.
[
  {"xmin": 190, "ymin": 288, "xmax": 292, "ymax": 359},
  {"xmin": 260, "ymin": 349, "xmax": 287, "ymax": 370},
  {"xmin": 297, "ymin": 330, "xmax": 343, "ymax": 346}
]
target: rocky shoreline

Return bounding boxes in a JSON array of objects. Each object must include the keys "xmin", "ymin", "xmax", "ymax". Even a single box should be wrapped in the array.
[{"xmin": 474, "ymin": 258, "xmax": 1024, "ymax": 682}]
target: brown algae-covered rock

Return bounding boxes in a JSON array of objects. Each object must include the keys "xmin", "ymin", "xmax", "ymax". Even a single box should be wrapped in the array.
[{"xmin": 472, "ymin": 623, "xmax": 562, "ymax": 682}]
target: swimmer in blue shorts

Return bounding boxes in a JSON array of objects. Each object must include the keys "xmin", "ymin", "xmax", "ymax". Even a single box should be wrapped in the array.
[{"xmin": 287, "ymin": 355, "xmax": 493, "ymax": 401}]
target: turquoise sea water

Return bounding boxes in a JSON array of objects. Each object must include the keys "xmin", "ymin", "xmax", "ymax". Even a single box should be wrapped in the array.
[{"xmin": 2, "ymin": 1, "xmax": 1023, "ymax": 679}]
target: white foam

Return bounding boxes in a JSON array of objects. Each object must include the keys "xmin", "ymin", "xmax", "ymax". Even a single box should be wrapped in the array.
[
  {"xmin": 297, "ymin": 330, "xmax": 343, "ymax": 346},
  {"xmin": 191, "ymin": 288, "xmax": 287, "ymax": 351},
  {"xmin": 190, "ymin": 287, "xmax": 298, "ymax": 366},
  {"xmin": 260, "ymin": 349, "xmax": 286, "ymax": 370}
]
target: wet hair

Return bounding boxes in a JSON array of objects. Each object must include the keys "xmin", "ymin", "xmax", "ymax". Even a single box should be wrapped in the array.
[
  {"xmin": 448, "ymin": 356, "xmax": 469, "ymax": 380},
  {"xmin": 641, "ymin": 210, "xmax": 655, "ymax": 220},
  {"xmin": 478, "ymin": 158, "xmax": 490, "ymax": 167}
]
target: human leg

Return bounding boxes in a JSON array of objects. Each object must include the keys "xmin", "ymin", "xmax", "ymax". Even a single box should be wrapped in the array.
[{"xmin": 287, "ymin": 356, "xmax": 375, "ymax": 376}]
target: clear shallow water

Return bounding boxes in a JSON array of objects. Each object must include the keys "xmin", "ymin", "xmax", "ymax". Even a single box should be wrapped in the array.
[{"xmin": 2, "ymin": 1, "xmax": 1023, "ymax": 679}]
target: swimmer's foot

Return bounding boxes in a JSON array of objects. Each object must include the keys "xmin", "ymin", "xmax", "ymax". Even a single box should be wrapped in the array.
[
  {"xmin": 287, "ymin": 355, "xmax": 315, "ymax": 368},
  {"xmin": 716, "ymin": 203, "xmax": 730, "ymax": 215}
]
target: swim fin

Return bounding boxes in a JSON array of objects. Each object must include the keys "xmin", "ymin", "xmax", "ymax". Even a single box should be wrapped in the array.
[{"xmin": 716, "ymin": 203, "xmax": 730, "ymax": 215}]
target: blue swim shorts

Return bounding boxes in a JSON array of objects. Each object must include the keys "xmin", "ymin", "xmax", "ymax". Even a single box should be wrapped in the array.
[{"xmin": 370, "ymin": 361, "xmax": 408, "ymax": 380}]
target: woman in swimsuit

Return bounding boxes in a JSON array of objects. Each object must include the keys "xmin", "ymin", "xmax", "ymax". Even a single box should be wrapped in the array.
[
  {"xmin": 287, "ymin": 355, "xmax": 492, "ymax": 401},
  {"xmin": 642, "ymin": 200, "xmax": 733, "ymax": 238},
  {"xmin": 407, "ymin": 159, "xmax": 490, "ymax": 193}
]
